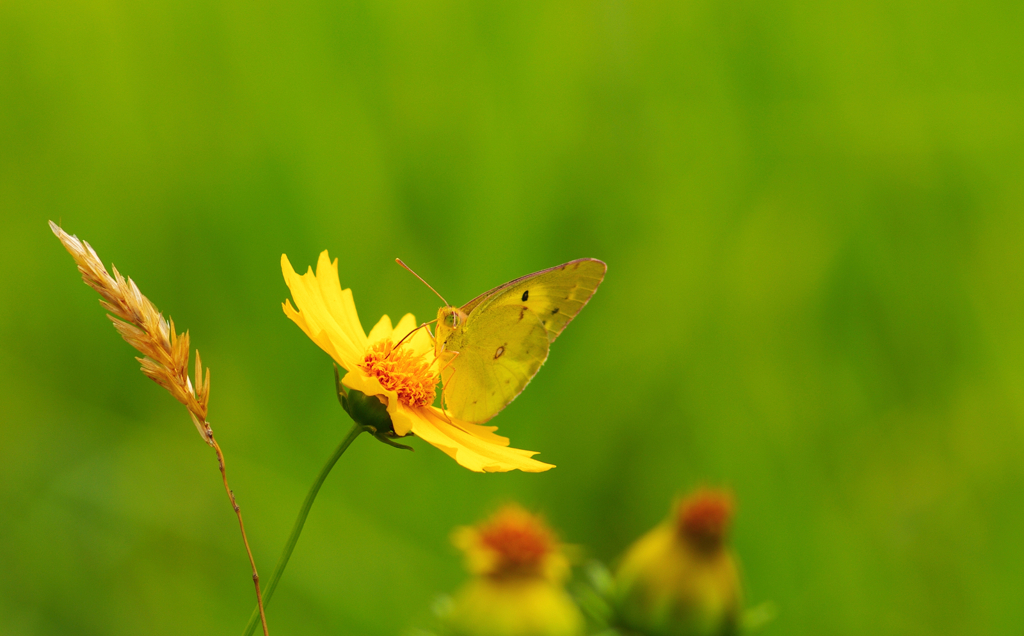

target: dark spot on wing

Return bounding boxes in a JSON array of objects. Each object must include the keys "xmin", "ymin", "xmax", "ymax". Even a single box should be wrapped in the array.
[
  {"xmin": 551, "ymin": 307, "xmax": 560, "ymax": 314},
  {"xmin": 522, "ymin": 290, "xmax": 529, "ymax": 301},
  {"xmin": 519, "ymin": 306, "xmax": 527, "ymax": 320},
  {"xmin": 494, "ymin": 345, "xmax": 505, "ymax": 359}
]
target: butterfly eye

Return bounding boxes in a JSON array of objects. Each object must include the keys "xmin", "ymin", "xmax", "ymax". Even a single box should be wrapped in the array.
[{"xmin": 444, "ymin": 312, "xmax": 458, "ymax": 328}]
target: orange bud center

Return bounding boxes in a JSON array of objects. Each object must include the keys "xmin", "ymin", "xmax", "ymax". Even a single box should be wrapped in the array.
[
  {"xmin": 359, "ymin": 339, "xmax": 437, "ymax": 408},
  {"xmin": 477, "ymin": 507, "xmax": 557, "ymax": 578},
  {"xmin": 676, "ymin": 490, "xmax": 733, "ymax": 553}
]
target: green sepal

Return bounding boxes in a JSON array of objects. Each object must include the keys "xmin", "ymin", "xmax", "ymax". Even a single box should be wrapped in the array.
[
  {"xmin": 334, "ymin": 364, "xmax": 349, "ymax": 410},
  {"xmin": 572, "ymin": 560, "xmax": 616, "ymax": 626},
  {"xmin": 740, "ymin": 603, "xmax": 777, "ymax": 634},
  {"xmin": 333, "ymin": 364, "xmax": 412, "ymax": 451},
  {"xmin": 370, "ymin": 430, "xmax": 414, "ymax": 451}
]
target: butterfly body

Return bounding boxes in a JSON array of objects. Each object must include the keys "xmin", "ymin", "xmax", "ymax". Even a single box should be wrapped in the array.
[{"xmin": 434, "ymin": 258, "xmax": 606, "ymax": 423}]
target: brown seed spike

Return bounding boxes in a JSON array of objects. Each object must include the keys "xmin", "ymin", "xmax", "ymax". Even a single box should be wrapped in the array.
[
  {"xmin": 48, "ymin": 220, "xmax": 211, "ymax": 441},
  {"xmin": 49, "ymin": 220, "xmax": 271, "ymax": 636}
]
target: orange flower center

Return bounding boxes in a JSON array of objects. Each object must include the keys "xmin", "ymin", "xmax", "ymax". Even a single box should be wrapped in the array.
[
  {"xmin": 478, "ymin": 509, "xmax": 556, "ymax": 578},
  {"xmin": 359, "ymin": 339, "xmax": 437, "ymax": 408},
  {"xmin": 676, "ymin": 489, "xmax": 733, "ymax": 553}
]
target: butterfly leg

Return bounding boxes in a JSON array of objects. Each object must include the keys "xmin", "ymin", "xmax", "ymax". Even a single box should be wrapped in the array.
[
  {"xmin": 386, "ymin": 319, "xmax": 438, "ymax": 359},
  {"xmin": 436, "ymin": 350, "xmax": 460, "ymax": 424}
]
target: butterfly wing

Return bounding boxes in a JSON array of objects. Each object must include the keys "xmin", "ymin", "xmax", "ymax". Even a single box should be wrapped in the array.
[
  {"xmin": 440, "ymin": 258, "xmax": 606, "ymax": 423},
  {"xmin": 459, "ymin": 258, "xmax": 607, "ymax": 343},
  {"xmin": 440, "ymin": 305, "xmax": 550, "ymax": 424}
]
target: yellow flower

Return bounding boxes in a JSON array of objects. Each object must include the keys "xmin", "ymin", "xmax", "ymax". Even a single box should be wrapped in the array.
[
  {"xmin": 281, "ymin": 251, "xmax": 553, "ymax": 473},
  {"xmin": 614, "ymin": 489, "xmax": 742, "ymax": 636},
  {"xmin": 446, "ymin": 505, "xmax": 584, "ymax": 636},
  {"xmin": 452, "ymin": 504, "xmax": 570, "ymax": 582}
]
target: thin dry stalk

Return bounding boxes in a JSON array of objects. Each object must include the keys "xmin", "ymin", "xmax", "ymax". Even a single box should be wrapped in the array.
[{"xmin": 50, "ymin": 221, "xmax": 270, "ymax": 636}]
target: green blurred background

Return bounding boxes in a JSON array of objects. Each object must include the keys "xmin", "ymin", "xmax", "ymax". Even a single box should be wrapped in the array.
[{"xmin": 2, "ymin": 0, "xmax": 1023, "ymax": 634}]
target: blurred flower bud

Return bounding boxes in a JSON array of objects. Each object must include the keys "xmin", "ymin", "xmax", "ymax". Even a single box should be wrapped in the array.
[
  {"xmin": 614, "ymin": 490, "xmax": 742, "ymax": 636},
  {"xmin": 444, "ymin": 504, "xmax": 584, "ymax": 636}
]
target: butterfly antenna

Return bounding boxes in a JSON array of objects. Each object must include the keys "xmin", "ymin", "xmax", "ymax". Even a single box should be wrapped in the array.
[{"xmin": 396, "ymin": 258, "xmax": 450, "ymax": 306}]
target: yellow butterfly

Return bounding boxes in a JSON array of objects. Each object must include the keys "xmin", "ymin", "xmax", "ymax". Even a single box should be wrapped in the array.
[{"xmin": 424, "ymin": 259, "xmax": 607, "ymax": 424}]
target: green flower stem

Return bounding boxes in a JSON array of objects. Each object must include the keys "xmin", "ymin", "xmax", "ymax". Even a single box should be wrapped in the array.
[{"xmin": 242, "ymin": 422, "xmax": 366, "ymax": 636}]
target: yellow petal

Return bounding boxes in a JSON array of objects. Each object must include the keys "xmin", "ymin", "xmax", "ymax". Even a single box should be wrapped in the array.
[
  {"xmin": 366, "ymin": 314, "xmax": 395, "ymax": 344},
  {"xmin": 440, "ymin": 415, "xmax": 511, "ymax": 447},
  {"xmin": 388, "ymin": 397, "xmax": 419, "ymax": 437},
  {"xmin": 410, "ymin": 407, "xmax": 554, "ymax": 473},
  {"xmin": 392, "ymin": 313, "xmax": 418, "ymax": 339},
  {"xmin": 313, "ymin": 251, "xmax": 368, "ymax": 351},
  {"xmin": 378, "ymin": 312, "xmax": 433, "ymax": 359},
  {"xmin": 399, "ymin": 313, "xmax": 435, "ymax": 357},
  {"xmin": 447, "ymin": 578, "xmax": 584, "ymax": 636},
  {"xmin": 282, "ymin": 298, "xmax": 347, "ymax": 365},
  {"xmin": 281, "ymin": 253, "xmax": 366, "ymax": 368}
]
